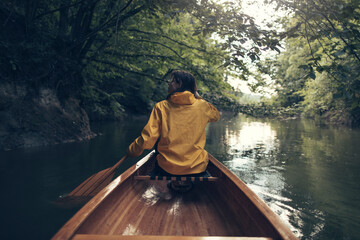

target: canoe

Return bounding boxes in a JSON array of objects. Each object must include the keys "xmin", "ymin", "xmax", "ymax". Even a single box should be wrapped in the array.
[{"xmin": 52, "ymin": 151, "xmax": 297, "ymax": 240}]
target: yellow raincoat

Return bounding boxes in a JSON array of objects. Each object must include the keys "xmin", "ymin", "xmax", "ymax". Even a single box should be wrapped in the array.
[{"xmin": 127, "ymin": 91, "xmax": 220, "ymax": 175}]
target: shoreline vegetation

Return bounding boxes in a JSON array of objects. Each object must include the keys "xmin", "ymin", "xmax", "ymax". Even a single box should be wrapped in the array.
[
  {"xmin": 1, "ymin": 1, "xmax": 359, "ymax": 151},
  {"xmin": 0, "ymin": 83, "xmax": 357, "ymax": 151},
  {"xmin": 204, "ymin": 92, "xmax": 359, "ymax": 126}
]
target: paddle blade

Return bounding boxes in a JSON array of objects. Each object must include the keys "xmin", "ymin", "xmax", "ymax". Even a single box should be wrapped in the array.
[
  {"xmin": 55, "ymin": 155, "xmax": 128, "ymax": 207},
  {"xmin": 53, "ymin": 168, "xmax": 116, "ymax": 208},
  {"xmin": 67, "ymin": 167, "xmax": 116, "ymax": 197}
]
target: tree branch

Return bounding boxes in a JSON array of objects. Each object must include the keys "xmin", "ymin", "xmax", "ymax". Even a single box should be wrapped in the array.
[
  {"xmin": 102, "ymin": 52, "xmax": 178, "ymax": 61},
  {"xmin": 293, "ymin": 0, "xmax": 360, "ymax": 64},
  {"xmin": 68, "ymin": 1, "xmax": 145, "ymax": 58},
  {"xmin": 35, "ymin": 0, "xmax": 89, "ymax": 20},
  {"xmin": 134, "ymin": 39, "xmax": 185, "ymax": 59},
  {"xmin": 125, "ymin": 28, "xmax": 216, "ymax": 55},
  {"xmin": 91, "ymin": 59, "xmax": 163, "ymax": 81}
]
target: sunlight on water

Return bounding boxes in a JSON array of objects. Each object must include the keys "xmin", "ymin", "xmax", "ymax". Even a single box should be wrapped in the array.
[
  {"xmin": 226, "ymin": 121, "xmax": 277, "ymax": 150},
  {"xmin": 206, "ymin": 114, "xmax": 360, "ymax": 239},
  {"xmin": 221, "ymin": 119, "xmax": 302, "ymax": 236},
  {"xmin": 221, "ymin": 120, "xmax": 279, "ymax": 172},
  {"xmin": 2, "ymin": 115, "xmax": 360, "ymax": 239}
]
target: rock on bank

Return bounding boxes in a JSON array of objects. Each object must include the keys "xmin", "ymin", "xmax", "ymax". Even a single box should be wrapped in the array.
[{"xmin": 0, "ymin": 83, "xmax": 96, "ymax": 151}]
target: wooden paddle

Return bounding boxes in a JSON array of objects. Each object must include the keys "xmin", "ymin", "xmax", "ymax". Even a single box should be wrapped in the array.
[{"xmin": 54, "ymin": 155, "xmax": 128, "ymax": 207}]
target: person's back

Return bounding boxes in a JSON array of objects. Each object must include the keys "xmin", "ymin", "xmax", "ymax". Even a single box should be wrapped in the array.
[
  {"xmin": 127, "ymin": 70, "xmax": 219, "ymax": 175},
  {"xmin": 155, "ymin": 91, "xmax": 219, "ymax": 175}
]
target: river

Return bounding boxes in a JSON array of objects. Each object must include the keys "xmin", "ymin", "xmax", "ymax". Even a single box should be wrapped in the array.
[{"xmin": 1, "ymin": 113, "xmax": 359, "ymax": 239}]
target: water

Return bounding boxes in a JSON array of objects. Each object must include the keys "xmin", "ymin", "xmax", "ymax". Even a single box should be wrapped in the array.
[
  {"xmin": 1, "ymin": 114, "xmax": 360, "ymax": 239},
  {"xmin": 206, "ymin": 114, "xmax": 360, "ymax": 239}
]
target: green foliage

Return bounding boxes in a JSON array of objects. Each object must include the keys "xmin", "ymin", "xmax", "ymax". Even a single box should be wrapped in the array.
[
  {"xmin": 1, "ymin": 0, "xmax": 284, "ymax": 119},
  {"xmin": 238, "ymin": 100, "xmax": 303, "ymax": 119},
  {"xmin": 83, "ymin": 10, "xmax": 231, "ymax": 114},
  {"xmin": 202, "ymin": 92, "xmax": 242, "ymax": 112},
  {"xmin": 300, "ymin": 72, "xmax": 336, "ymax": 117},
  {"xmin": 81, "ymin": 86, "xmax": 125, "ymax": 120},
  {"xmin": 255, "ymin": 0, "xmax": 360, "ymax": 125}
]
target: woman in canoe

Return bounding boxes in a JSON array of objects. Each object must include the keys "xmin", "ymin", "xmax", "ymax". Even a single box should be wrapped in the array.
[{"xmin": 127, "ymin": 70, "xmax": 220, "ymax": 191}]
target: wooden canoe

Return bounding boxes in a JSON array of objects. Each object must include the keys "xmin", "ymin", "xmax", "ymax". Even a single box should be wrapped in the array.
[{"xmin": 52, "ymin": 151, "xmax": 297, "ymax": 240}]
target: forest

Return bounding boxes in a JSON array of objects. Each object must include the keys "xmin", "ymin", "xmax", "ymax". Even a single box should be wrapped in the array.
[{"xmin": 1, "ymin": 0, "xmax": 359, "ymax": 150}]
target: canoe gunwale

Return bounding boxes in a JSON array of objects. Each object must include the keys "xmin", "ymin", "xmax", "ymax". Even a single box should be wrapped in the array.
[
  {"xmin": 51, "ymin": 152, "xmax": 156, "ymax": 240},
  {"xmin": 52, "ymin": 151, "xmax": 297, "ymax": 240},
  {"xmin": 207, "ymin": 153, "xmax": 296, "ymax": 240}
]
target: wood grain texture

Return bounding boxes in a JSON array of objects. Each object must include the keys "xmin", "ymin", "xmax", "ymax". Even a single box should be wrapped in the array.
[
  {"xmin": 68, "ymin": 156, "xmax": 128, "ymax": 197},
  {"xmin": 207, "ymin": 154, "xmax": 296, "ymax": 240},
  {"xmin": 73, "ymin": 235, "xmax": 273, "ymax": 240},
  {"xmin": 75, "ymin": 180, "xmax": 249, "ymax": 236},
  {"xmin": 52, "ymin": 152, "xmax": 297, "ymax": 240}
]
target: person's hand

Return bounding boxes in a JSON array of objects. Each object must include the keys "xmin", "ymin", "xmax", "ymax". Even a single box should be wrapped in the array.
[{"xmin": 194, "ymin": 91, "xmax": 201, "ymax": 99}]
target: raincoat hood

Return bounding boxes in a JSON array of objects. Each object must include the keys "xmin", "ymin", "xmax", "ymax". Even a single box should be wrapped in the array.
[{"xmin": 170, "ymin": 91, "xmax": 196, "ymax": 105}]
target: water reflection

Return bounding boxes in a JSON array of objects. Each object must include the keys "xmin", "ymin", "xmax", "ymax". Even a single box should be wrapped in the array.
[
  {"xmin": 0, "ymin": 118, "xmax": 147, "ymax": 240},
  {"xmin": 208, "ymin": 115, "xmax": 300, "ymax": 235},
  {"xmin": 206, "ymin": 113, "xmax": 360, "ymax": 240},
  {"xmin": 1, "ymin": 113, "xmax": 360, "ymax": 239}
]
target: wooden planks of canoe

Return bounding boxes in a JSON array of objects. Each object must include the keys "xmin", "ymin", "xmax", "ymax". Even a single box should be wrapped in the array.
[{"xmin": 52, "ymin": 151, "xmax": 297, "ymax": 240}]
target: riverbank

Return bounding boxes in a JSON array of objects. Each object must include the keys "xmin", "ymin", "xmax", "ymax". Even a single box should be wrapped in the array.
[
  {"xmin": 1, "ymin": 83, "xmax": 358, "ymax": 152},
  {"xmin": 238, "ymin": 102, "xmax": 360, "ymax": 127},
  {"xmin": 0, "ymin": 83, "xmax": 96, "ymax": 151},
  {"xmin": 0, "ymin": 88, "xmax": 238, "ymax": 151}
]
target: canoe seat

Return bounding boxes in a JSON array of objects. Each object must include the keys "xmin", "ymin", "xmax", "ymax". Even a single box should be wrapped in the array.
[{"xmin": 134, "ymin": 170, "xmax": 220, "ymax": 182}]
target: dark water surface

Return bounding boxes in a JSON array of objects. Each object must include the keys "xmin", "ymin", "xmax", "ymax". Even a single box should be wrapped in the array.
[{"xmin": 1, "ymin": 114, "xmax": 359, "ymax": 239}]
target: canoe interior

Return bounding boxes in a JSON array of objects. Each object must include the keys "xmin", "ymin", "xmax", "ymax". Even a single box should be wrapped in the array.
[{"xmin": 69, "ymin": 153, "xmax": 286, "ymax": 239}]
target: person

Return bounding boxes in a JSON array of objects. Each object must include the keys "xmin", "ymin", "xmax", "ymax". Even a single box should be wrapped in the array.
[{"xmin": 127, "ymin": 70, "xmax": 220, "ymax": 190}]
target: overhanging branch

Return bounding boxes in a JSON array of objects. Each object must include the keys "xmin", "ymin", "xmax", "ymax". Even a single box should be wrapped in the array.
[{"xmin": 91, "ymin": 59, "xmax": 163, "ymax": 81}]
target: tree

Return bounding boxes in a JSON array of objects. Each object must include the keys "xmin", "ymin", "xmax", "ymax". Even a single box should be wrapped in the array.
[
  {"xmin": 1, "ymin": 0, "xmax": 282, "ymax": 112},
  {"xmin": 260, "ymin": 0, "xmax": 360, "ymax": 124},
  {"xmin": 1, "ymin": 0, "xmax": 290, "ymax": 149}
]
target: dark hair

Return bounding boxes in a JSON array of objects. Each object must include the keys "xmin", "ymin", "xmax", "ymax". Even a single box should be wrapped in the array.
[{"xmin": 170, "ymin": 70, "xmax": 197, "ymax": 94}]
